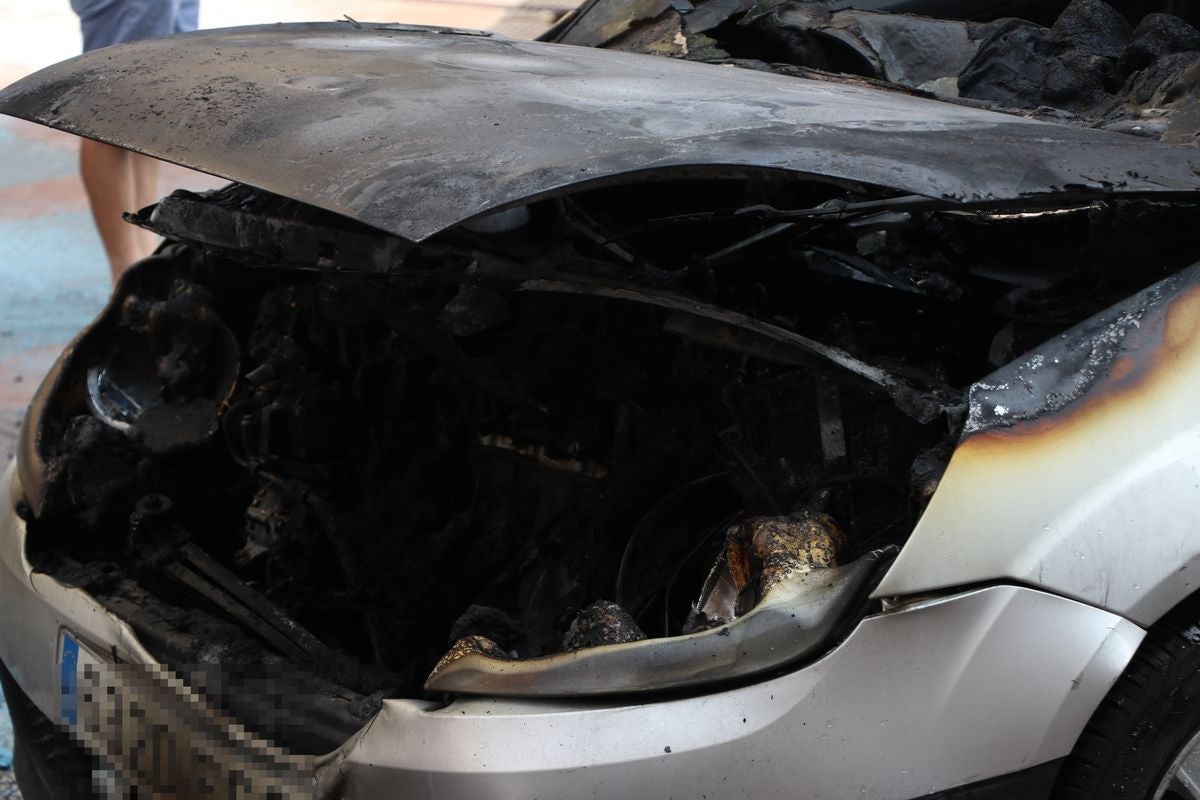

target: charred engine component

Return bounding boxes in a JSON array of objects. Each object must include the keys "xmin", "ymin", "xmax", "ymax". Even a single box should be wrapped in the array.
[
  {"xmin": 563, "ymin": 601, "xmax": 648, "ymax": 651},
  {"xmin": 688, "ymin": 511, "xmax": 845, "ymax": 631},
  {"xmin": 441, "ymin": 598, "xmax": 649, "ymax": 670},
  {"xmin": 88, "ymin": 276, "xmax": 239, "ymax": 450}
]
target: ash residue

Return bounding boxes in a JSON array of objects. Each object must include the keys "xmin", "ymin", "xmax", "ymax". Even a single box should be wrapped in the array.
[
  {"xmin": 448, "ymin": 605, "xmax": 536, "ymax": 658},
  {"xmin": 563, "ymin": 601, "xmax": 647, "ymax": 651}
]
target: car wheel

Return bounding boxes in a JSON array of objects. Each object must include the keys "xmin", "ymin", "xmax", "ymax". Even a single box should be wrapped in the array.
[
  {"xmin": 0, "ymin": 660, "xmax": 99, "ymax": 800},
  {"xmin": 1056, "ymin": 595, "xmax": 1200, "ymax": 800}
]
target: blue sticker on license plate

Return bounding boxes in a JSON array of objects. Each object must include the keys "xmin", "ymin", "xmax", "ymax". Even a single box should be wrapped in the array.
[{"xmin": 60, "ymin": 634, "xmax": 80, "ymax": 726}]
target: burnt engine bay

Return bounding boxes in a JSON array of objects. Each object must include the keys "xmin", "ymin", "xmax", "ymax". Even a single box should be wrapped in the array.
[{"xmin": 19, "ymin": 176, "xmax": 1200, "ymax": 751}]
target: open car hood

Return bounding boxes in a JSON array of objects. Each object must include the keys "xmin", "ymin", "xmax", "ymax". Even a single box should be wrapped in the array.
[{"xmin": 1, "ymin": 22, "xmax": 1199, "ymax": 242}]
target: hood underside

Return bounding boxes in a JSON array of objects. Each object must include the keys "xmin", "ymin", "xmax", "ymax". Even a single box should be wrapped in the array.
[{"xmin": 1, "ymin": 22, "xmax": 1199, "ymax": 241}]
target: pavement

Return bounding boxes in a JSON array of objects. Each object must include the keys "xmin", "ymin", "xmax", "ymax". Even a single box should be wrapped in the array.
[{"xmin": 0, "ymin": 1, "xmax": 573, "ymax": 794}]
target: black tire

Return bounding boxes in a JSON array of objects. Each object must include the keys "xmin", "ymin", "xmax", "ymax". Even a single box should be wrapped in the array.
[
  {"xmin": 1056, "ymin": 593, "xmax": 1200, "ymax": 800},
  {"xmin": 0, "ymin": 659, "xmax": 98, "ymax": 800}
]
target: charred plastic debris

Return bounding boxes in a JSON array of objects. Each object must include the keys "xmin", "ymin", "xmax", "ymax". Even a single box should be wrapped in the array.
[
  {"xmin": 18, "ymin": 173, "xmax": 1200, "ymax": 749},
  {"xmin": 551, "ymin": 0, "xmax": 1200, "ymax": 146}
]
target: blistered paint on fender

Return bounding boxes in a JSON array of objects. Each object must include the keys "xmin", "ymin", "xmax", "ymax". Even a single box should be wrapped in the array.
[{"xmin": 876, "ymin": 264, "xmax": 1200, "ymax": 626}]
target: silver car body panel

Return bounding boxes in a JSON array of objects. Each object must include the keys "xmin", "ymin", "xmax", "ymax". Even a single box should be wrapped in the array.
[
  {"xmin": 317, "ymin": 585, "xmax": 1142, "ymax": 799},
  {"xmin": 1, "ymin": 24, "xmax": 1200, "ymax": 242},
  {"xmin": 876, "ymin": 264, "xmax": 1200, "ymax": 627},
  {"xmin": 0, "ymin": 463, "xmax": 1145, "ymax": 797},
  {"xmin": 0, "ymin": 467, "xmax": 156, "ymax": 718}
]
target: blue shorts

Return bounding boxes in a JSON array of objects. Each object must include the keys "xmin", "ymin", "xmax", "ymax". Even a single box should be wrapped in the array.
[{"xmin": 70, "ymin": 0, "xmax": 200, "ymax": 53}]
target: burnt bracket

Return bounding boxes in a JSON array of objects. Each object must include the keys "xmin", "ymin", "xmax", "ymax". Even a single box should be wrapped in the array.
[
  {"xmin": 132, "ymin": 190, "xmax": 410, "ymax": 272},
  {"xmin": 514, "ymin": 276, "xmax": 954, "ymax": 422},
  {"xmin": 519, "ymin": 278, "xmax": 954, "ymax": 422},
  {"xmin": 163, "ymin": 542, "xmax": 330, "ymax": 666},
  {"xmin": 387, "ymin": 246, "xmax": 957, "ymax": 421}
]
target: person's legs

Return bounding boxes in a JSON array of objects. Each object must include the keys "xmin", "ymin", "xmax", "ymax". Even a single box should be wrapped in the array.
[
  {"xmin": 130, "ymin": 152, "xmax": 162, "ymax": 257},
  {"xmin": 74, "ymin": 0, "xmax": 197, "ymax": 49},
  {"xmin": 107, "ymin": 0, "xmax": 182, "ymax": 49},
  {"xmin": 70, "ymin": 0, "xmax": 121, "ymax": 53},
  {"xmin": 79, "ymin": 140, "xmax": 158, "ymax": 281},
  {"xmin": 72, "ymin": 0, "xmax": 193, "ymax": 282},
  {"xmin": 131, "ymin": 152, "xmax": 158, "ymax": 211}
]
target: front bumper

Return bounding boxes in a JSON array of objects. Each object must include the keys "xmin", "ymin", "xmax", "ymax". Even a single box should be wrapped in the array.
[{"xmin": 0, "ymin": 461, "xmax": 1146, "ymax": 799}]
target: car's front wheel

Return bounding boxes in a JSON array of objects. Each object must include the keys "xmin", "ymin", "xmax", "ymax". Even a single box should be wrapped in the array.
[
  {"xmin": 1156, "ymin": 728, "xmax": 1200, "ymax": 798},
  {"xmin": 1056, "ymin": 593, "xmax": 1200, "ymax": 799}
]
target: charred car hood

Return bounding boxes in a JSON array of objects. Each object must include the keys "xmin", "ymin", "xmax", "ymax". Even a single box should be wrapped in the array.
[{"xmin": 2, "ymin": 22, "xmax": 1200, "ymax": 242}]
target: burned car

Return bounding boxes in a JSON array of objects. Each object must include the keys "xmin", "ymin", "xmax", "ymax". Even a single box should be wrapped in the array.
[{"xmin": 3, "ymin": 14, "xmax": 1200, "ymax": 800}]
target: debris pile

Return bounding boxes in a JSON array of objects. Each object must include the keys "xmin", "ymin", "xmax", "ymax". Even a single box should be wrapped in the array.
[{"xmin": 553, "ymin": 0, "xmax": 1200, "ymax": 145}]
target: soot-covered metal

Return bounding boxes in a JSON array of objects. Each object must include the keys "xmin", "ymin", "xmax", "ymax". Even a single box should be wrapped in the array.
[{"xmin": 2, "ymin": 22, "xmax": 1200, "ymax": 246}]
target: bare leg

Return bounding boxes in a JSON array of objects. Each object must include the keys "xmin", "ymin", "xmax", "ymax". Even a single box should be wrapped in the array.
[
  {"xmin": 131, "ymin": 152, "xmax": 162, "ymax": 259},
  {"xmin": 131, "ymin": 152, "xmax": 159, "ymax": 210},
  {"xmin": 79, "ymin": 140, "xmax": 159, "ymax": 283}
]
